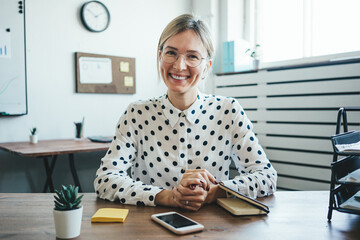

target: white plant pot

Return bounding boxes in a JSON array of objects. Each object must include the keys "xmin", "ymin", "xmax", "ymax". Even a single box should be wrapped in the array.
[
  {"xmin": 29, "ymin": 135, "xmax": 38, "ymax": 144},
  {"xmin": 53, "ymin": 206, "xmax": 83, "ymax": 239},
  {"xmin": 252, "ymin": 59, "xmax": 260, "ymax": 70}
]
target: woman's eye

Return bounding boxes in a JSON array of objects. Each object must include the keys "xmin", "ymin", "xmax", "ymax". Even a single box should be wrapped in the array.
[
  {"xmin": 165, "ymin": 51, "xmax": 177, "ymax": 56},
  {"xmin": 188, "ymin": 54, "xmax": 200, "ymax": 60}
]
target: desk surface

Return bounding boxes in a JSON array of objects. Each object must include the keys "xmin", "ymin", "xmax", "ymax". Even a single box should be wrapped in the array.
[
  {"xmin": 0, "ymin": 138, "xmax": 111, "ymax": 157},
  {"xmin": 0, "ymin": 191, "xmax": 359, "ymax": 240}
]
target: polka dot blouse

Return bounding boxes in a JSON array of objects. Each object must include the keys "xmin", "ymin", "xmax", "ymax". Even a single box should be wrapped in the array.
[{"xmin": 94, "ymin": 92, "xmax": 277, "ymax": 206}]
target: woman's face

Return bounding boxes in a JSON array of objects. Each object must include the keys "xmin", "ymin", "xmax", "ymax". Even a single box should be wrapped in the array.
[{"xmin": 159, "ymin": 30, "xmax": 212, "ymax": 97}]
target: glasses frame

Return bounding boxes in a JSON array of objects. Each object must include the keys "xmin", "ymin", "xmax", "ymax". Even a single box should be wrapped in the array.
[{"xmin": 160, "ymin": 49, "xmax": 208, "ymax": 68}]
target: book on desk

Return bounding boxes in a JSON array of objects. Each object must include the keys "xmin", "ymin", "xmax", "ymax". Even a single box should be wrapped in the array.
[{"xmin": 217, "ymin": 182, "xmax": 269, "ymax": 216}]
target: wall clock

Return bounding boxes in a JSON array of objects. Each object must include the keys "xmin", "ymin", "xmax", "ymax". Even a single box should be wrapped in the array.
[{"xmin": 80, "ymin": 1, "xmax": 110, "ymax": 32}]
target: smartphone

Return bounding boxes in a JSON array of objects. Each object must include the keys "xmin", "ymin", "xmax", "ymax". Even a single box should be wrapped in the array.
[{"xmin": 151, "ymin": 211, "xmax": 204, "ymax": 235}]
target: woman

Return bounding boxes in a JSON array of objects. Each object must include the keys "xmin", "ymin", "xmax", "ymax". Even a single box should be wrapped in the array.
[{"xmin": 94, "ymin": 14, "xmax": 277, "ymax": 211}]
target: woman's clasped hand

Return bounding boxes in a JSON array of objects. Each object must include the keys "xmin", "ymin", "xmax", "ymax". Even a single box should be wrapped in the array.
[{"xmin": 171, "ymin": 169, "xmax": 220, "ymax": 211}]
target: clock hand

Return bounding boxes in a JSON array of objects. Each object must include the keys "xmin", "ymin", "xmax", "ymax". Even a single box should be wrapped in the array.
[
  {"xmin": 86, "ymin": 8, "xmax": 96, "ymax": 16},
  {"xmin": 95, "ymin": 13, "xmax": 104, "ymax": 18}
]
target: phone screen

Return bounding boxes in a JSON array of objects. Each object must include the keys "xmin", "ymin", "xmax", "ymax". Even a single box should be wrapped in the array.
[{"xmin": 156, "ymin": 213, "xmax": 197, "ymax": 228}]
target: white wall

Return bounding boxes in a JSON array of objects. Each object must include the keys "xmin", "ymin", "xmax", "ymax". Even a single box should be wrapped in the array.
[
  {"xmin": 0, "ymin": 0, "xmax": 192, "ymax": 192},
  {"xmin": 0, "ymin": 0, "xmax": 191, "ymax": 142}
]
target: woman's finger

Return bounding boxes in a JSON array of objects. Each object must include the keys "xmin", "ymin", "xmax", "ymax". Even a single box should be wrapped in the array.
[
  {"xmin": 186, "ymin": 171, "xmax": 210, "ymax": 191},
  {"xmin": 184, "ymin": 169, "xmax": 217, "ymax": 188},
  {"xmin": 177, "ymin": 197, "xmax": 205, "ymax": 211},
  {"xmin": 179, "ymin": 175, "xmax": 206, "ymax": 191},
  {"xmin": 177, "ymin": 182, "xmax": 205, "ymax": 196},
  {"xmin": 181, "ymin": 201, "xmax": 203, "ymax": 211},
  {"xmin": 203, "ymin": 169, "xmax": 218, "ymax": 184}
]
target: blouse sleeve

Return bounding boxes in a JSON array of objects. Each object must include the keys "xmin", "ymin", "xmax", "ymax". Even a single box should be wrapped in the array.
[
  {"xmin": 221, "ymin": 99, "xmax": 277, "ymax": 199},
  {"xmin": 93, "ymin": 104, "xmax": 163, "ymax": 206}
]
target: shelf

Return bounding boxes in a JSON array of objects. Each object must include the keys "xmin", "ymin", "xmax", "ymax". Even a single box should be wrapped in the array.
[
  {"xmin": 336, "ymin": 208, "xmax": 360, "ymax": 215},
  {"xmin": 331, "ymin": 131, "xmax": 360, "ymax": 156},
  {"xmin": 331, "ymin": 156, "xmax": 360, "ymax": 184},
  {"xmin": 334, "ymin": 152, "xmax": 360, "ymax": 156},
  {"xmin": 336, "ymin": 181, "xmax": 360, "ymax": 185},
  {"xmin": 328, "ymin": 107, "xmax": 360, "ymax": 221},
  {"xmin": 332, "ymin": 184, "xmax": 360, "ymax": 209}
]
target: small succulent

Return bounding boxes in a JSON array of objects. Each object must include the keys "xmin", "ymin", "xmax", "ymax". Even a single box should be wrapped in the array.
[
  {"xmin": 54, "ymin": 185, "xmax": 83, "ymax": 211},
  {"xmin": 30, "ymin": 127, "xmax": 37, "ymax": 135}
]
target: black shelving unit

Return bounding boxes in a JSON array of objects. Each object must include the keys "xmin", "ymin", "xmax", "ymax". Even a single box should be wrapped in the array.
[{"xmin": 327, "ymin": 107, "xmax": 360, "ymax": 221}]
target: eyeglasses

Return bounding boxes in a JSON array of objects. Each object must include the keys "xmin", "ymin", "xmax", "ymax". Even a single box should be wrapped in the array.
[{"xmin": 160, "ymin": 49, "xmax": 207, "ymax": 68}]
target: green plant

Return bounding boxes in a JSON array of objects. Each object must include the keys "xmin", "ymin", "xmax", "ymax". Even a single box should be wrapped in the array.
[
  {"xmin": 54, "ymin": 185, "xmax": 83, "ymax": 211},
  {"xmin": 245, "ymin": 44, "xmax": 261, "ymax": 60},
  {"xmin": 30, "ymin": 127, "xmax": 37, "ymax": 135}
]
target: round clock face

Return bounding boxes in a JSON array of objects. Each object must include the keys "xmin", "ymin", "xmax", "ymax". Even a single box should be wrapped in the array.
[{"xmin": 81, "ymin": 1, "xmax": 110, "ymax": 32}]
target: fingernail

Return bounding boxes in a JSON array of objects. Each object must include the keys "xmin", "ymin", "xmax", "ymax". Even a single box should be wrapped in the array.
[{"xmin": 215, "ymin": 180, "xmax": 219, "ymax": 184}]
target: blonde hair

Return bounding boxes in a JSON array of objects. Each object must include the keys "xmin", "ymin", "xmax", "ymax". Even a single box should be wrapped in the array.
[{"xmin": 157, "ymin": 14, "xmax": 215, "ymax": 80}]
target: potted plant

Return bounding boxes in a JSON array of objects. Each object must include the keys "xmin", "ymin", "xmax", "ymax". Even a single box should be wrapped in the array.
[
  {"xmin": 53, "ymin": 185, "xmax": 84, "ymax": 239},
  {"xmin": 29, "ymin": 127, "xmax": 38, "ymax": 144},
  {"xmin": 245, "ymin": 44, "xmax": 262, "ymax": 70}
]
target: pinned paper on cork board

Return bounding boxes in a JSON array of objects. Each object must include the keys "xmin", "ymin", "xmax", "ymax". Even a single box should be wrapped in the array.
[{"xmin": 76, "ymin": 52, "xmax": 136, "ymax": 94}]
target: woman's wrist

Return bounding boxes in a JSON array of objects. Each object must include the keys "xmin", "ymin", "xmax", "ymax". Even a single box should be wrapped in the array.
[
  {"xmin": 154, "ymin": 189, "xmax": 176, "ymax": 207},
  {"xmin": 205, "ymin": 185, "xmax": 226, "ymax": 204}
]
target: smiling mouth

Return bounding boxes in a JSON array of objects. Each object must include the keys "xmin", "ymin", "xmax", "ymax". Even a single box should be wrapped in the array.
[{"xmin": 169, "ymin": 73, "xmax": 190, "ymax": 80}]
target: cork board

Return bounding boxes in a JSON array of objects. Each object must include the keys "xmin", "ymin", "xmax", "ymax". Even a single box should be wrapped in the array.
[{"xmin": 75, "ymin": 52, "xmax": 136, "ymax": 94}]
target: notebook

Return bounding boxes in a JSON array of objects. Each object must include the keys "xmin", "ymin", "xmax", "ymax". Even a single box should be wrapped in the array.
[{"xmin": 217, "ymin": 182, "xmax": 269, "ymax": 216}]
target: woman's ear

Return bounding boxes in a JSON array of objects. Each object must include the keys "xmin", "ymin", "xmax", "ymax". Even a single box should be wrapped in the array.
[
  {"xmin": 203, "ymin": 60, "xmax": 213, "ymax": 75},
  {"xmin": 202, "ymin": 60, "xmax": 212, "ymax": 80}
]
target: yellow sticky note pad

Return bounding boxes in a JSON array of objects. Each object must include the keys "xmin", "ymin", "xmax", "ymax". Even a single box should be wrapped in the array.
[
  {"xmin": 124, "ymin": 76, "xmax": 134, "ymax": 87},
  {"xmin": 91, "ymin": 208, "xmax": 129, "ymax": 223},
  {"xmin": 120, "ymin": 61, "xmax": 130, "ymax": 72}
]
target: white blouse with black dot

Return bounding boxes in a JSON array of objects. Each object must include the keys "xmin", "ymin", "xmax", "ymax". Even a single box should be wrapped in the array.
[{"xmin": 94, "ymin": 92, "xmax": 277, "ymax": 206}]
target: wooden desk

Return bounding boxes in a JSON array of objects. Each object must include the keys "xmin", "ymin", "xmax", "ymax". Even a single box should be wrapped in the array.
[
  {"xmin": 0, "ymin": 191, "xmax": 359, "ymax": 240},
  {"xmin": 0, "ymin": 138, "xmax": 110, "ymax": 192}
]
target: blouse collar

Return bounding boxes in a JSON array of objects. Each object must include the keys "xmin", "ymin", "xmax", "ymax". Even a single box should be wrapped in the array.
[{"xmin": 159, "ymin": 91, "xmax": 204, "ymax": 128}]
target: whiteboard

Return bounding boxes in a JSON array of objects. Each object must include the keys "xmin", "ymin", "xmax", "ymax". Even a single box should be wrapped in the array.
[{"xmin": 0, "ymin": 0, "xmax": 27, "ymax": 116}]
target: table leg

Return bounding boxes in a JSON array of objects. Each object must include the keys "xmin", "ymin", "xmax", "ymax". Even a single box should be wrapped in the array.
[
  {"xmin": 42, "ymin": 156, "xmax": 57, "ymax": 193},
  {"xmin": 68, "ymin": 153, "xmax": 83, "ymax": 192}
]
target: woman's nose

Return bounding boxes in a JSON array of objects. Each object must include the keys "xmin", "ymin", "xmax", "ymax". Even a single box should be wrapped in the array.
[{"xmin": 173, "ymin": 54, "xmax": 187, "ymax": 70}]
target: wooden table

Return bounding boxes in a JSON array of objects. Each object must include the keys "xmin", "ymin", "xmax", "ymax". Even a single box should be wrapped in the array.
[
  {"xmin": 0, "ymin": 191, "xmax": 359, "ymax": 240},
  {"xmin": 0, "ymin": 138, "xmax": 110, "ymax": 192}
]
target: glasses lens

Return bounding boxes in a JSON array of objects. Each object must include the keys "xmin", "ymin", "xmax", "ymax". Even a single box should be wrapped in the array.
[
  {"xmin": 161, "ymin": 50, "xmax": 203, "ymax": 67},
  {"xmin": 162, "ymin": 50, "xmax": 177, "ymax": 64},
  {"xmin": 185, "ymin": 52, "xmax": 202, "ymax": 67}
]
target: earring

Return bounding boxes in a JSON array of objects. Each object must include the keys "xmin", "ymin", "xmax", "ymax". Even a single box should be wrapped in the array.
[
  {"xmin": 201, "ymin": 68, "xmax": 207, "ymax": 79},
  {"xmin": 202, "ymin": 63, "xmax": 210, "ymax": 79}
]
